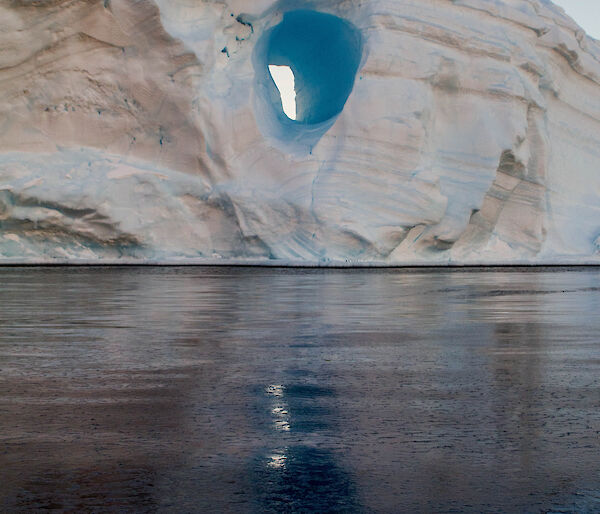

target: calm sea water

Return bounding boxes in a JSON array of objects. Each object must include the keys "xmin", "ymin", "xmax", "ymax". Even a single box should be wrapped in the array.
[{"xmin": 1, "ymin": 267, "xmax": 599, "ymax": 512}]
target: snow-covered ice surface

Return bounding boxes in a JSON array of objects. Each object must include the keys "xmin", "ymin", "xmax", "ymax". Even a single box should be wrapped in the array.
[{"xmin": 0, "ymin": 0, "xmax": 599, "ymax": 265}]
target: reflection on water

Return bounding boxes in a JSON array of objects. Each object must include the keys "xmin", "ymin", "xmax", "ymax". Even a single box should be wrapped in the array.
[
  {"xmin": 0, "ymin": 267, "xmax": 599, "ymax": 512},
  {"xmin": 253, "ymin": 445, "xmax": 358, "ymax": 512},
  {"xmin": 253, "ymin": 381, "xmax": 358, "ymax": 512}
]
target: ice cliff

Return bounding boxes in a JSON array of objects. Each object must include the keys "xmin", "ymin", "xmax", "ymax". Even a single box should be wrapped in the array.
[{"xmin": 0, "ymin": 0, "xmax": 599, "ymax": 264}]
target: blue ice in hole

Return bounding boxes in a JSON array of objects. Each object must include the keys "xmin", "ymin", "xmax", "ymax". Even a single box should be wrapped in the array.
[
  {"xmin": 267, "ymin": 10, "xmax": 362, "ymax": 124},
  {"xmin": 253, "ymin": 9, "xmax": 363, "ymax": 151}
]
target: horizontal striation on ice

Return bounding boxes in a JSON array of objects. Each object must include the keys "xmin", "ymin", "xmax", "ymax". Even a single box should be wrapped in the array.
[{"xmin": 0, "ymin": 0, "xmax": 599, "ymax": 264}]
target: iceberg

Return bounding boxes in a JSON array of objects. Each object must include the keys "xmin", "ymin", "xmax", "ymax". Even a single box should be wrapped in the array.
[{"xmin": 0, "ymin": 0, "xmax": 599, "ymax": 264}]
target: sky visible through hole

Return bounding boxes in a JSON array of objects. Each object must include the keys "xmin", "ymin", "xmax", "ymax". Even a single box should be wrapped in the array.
[
  {"xmin": 269, "ymin": 65, "xmax": 297, "ymax": 120},
  {"xmin": 552, "ymin": 1, "xmax": 600, "ymax": 40}
]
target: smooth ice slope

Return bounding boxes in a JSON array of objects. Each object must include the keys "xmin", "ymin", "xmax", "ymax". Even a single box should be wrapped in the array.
[{"xmin": 0, "ymin": 0, "xmax": 599, "ymax": 264}]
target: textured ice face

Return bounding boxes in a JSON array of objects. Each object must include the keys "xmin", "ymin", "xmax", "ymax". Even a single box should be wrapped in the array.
[{"xmin": 1, "ymin": 0, "xmax": 600, "ymax": 264}]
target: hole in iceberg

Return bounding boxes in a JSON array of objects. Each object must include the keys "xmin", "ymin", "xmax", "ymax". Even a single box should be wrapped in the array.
[{"xmin": 254, "ymin": 9, "xmax": 363, "ymax": 152}]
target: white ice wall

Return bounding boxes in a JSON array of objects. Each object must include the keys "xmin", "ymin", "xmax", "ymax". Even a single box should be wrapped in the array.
[{"xmin": 0, "ymin": 0, "xmax": 598, "ymax": 264}]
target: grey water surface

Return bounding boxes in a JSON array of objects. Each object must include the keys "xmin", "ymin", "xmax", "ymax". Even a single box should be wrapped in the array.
[{"xmin": 1, "ymin": 266, "xmax": 599, "ymax": 513}]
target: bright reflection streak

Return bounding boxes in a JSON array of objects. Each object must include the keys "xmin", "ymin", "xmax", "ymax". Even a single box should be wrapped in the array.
[
  {"xmin": 266, "ymin": 384, "xmax": 285, "ymax": 397},
  {"xmin": 267, "ymin": 386, "xmax": 290, "ymax": 431},
  {"xmin": 265, "ymin": 385, "xmax": 290, "ymax": 467},
  {"xmin": 267, "ymin": 451, "xmax": 288, "ymax": 469},
  {"xmin": 268, "ymin": 65, "xmax": 297, "ymax": 120},
  {"xmin": 272, "ymin": 405, "xmax": 290, "ymax": 432}
]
